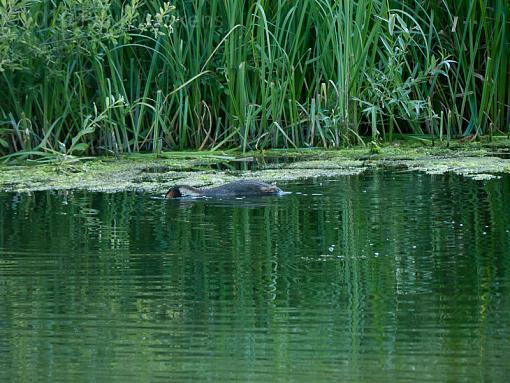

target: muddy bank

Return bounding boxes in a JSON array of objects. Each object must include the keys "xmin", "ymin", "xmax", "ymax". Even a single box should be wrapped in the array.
[{"xmin": 1, "ymin": 141, "xmax": 510, "ymax": 193}]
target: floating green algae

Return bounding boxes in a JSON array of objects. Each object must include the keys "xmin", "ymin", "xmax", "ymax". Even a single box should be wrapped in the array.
[{"xmin": 1, "ymin": 140, "xmax": 510, "ymax": 193}]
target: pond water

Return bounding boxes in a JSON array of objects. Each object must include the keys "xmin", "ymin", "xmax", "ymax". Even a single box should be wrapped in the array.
[{"xmin": 1, "ymin": 171, "xmax": 509, "ymax": 382}]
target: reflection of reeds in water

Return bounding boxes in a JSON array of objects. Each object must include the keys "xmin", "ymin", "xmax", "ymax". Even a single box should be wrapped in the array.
[{"xmin": 0, "ymin": 174, "xmax": 510, "ymax": 380}]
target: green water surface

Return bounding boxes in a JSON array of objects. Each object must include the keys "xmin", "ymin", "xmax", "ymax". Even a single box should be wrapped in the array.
[{"xmin": 1, "ymin": 172, "xmax": 509, "ymax": 382}]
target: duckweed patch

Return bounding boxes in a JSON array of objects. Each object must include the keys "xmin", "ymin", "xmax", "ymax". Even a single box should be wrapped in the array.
[{"xmin": 2, "ymin": 141, "xmax": 510, "ymax": 193}]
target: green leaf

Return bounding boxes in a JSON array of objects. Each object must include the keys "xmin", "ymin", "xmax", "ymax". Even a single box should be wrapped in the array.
[
  {"xmin": 69, "ymin": 143, "xmax": 89, "ymax": 154},
  {"xmin": 388, "ymin": 14, "xmax": 396, "ymax": 36}
]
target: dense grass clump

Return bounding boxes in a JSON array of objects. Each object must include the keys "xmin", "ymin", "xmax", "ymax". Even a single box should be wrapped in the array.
[{"xmin": 0, "ymin": 0, "xmax": 508, "ymax": 158}]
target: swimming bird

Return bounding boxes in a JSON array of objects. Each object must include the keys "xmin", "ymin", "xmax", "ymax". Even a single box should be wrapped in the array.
[{"xmin": 166, "ymin": 180, "xmax": 282, "ymax": 199}]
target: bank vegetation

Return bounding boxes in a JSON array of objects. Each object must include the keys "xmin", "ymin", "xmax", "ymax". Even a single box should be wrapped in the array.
[{"xmin": 1, "ymin": 0, "xmax": 508, "ymax": 161}]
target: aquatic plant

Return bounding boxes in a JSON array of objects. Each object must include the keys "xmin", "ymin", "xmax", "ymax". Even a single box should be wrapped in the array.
[{"xmin": 0, "ymin": 0, "xmax": 508, "ymax": 157}]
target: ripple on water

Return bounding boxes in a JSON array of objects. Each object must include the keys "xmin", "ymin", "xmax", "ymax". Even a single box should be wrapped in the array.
[{"xmin": 1, "ymin": 172, "xmax": 510, "ymax": 382}]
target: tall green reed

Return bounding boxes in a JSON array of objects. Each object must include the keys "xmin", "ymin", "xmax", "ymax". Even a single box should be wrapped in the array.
[
  {"xmin": 0, "ymin": 0, "xmax": 508, "ymax": 159},
  {"xmin": 430, "ymin": 0, "xmax": 509, "ymax": 137}
]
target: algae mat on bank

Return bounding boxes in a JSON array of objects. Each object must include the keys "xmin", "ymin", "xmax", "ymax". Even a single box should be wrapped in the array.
[{"xmin": 1, "ymin": 142, "xmax": 510, "ymax": 193}]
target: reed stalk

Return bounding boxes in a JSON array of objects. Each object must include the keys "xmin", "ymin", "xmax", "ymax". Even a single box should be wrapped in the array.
[{"xmin": 0, "ymin": 0, "xmax": 507, "ymax": 158}]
